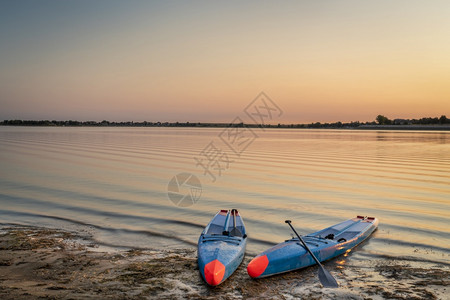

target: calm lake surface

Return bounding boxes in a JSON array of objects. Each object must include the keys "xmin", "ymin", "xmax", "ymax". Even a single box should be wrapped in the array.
[{"xmin": 0, "ymin": 127, "xmax": 449, "ymax": 265}]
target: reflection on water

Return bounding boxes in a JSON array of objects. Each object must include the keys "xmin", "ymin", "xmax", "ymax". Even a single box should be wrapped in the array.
[
  {"xmin": 0, "ymin": 127, "xmax": 449, "ymax": 264},
  {"xmin": 335, "ymin": 249, "xmax": 353, "ymax": 269}
]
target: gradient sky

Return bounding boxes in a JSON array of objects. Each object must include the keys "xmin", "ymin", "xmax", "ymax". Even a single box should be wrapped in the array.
[{"xmin": 1, "ymin": 0, "xmax": 449, "ymax": 123}]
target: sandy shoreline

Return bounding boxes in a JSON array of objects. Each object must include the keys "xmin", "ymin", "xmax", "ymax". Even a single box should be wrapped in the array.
[{"xmin": 0, "ymin": 224, "xmax": 448, "ymax": 299}]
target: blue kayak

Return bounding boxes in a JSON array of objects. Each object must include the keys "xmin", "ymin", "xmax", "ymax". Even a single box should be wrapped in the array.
[
  {"xmin": 247, "ymin": 216, "xmax": 378, "ymax": 278},
  {"xmin": 198, "ymin": 209, "xmax": 247, "ymax": 286}
]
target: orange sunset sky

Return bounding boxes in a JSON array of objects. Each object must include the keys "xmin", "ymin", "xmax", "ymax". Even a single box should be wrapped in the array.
[{"xmin": 1, "ymin": 1, "xmax": 449, "ymax": 123}]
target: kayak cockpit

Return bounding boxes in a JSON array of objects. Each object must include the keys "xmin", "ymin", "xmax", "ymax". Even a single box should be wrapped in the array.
[{"xmin": 203, "ymin": 209, "xmax": 246, "ymax": 238}]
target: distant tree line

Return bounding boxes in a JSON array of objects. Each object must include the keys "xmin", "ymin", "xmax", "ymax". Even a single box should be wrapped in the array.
[
  {"xmin": 0, "ymin": 120, "xmax": 262, "ymax": 127},
  {"xmin": 1, "ymin": 115, "xmax": 449, "ymax": 128},
  {"xmin": 0, "ymin": 119, "xmax": 372, "ymax": 128},
  {"xmin": 0, "ymin": 120, "xmax": 205, "ymax": 127},
  {"xmin": 375, "ymin": 115, "xmax": 449, "ymax": 125}
]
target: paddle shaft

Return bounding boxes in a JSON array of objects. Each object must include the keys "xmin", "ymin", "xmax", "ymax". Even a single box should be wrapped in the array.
[
  {"xmin": 285, "ymin": 220, "xmax": 338, "ymax": 288},
  {"xmin": 286, "ymin": 221, "xmax": 322, "ymax": 266}
]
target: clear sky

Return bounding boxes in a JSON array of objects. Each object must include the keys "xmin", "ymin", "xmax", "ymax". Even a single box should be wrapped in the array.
[{"xmin": 1, "ymin": 0, "xmax": 449, "ymax": 123}]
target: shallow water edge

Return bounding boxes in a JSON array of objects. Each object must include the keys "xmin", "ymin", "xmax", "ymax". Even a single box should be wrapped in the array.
[{"xmin": 0, "ymin": 224, "xmax": 448, "ymax": 299}]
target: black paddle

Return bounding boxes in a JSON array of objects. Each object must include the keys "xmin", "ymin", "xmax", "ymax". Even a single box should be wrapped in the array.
[
  {"xmin": 285, "ymin": 220, "xmax": 339, "ymax": 288},
  {"xmin": 230, "ymin": 209, "xmax": 242, "ymax": 237}
]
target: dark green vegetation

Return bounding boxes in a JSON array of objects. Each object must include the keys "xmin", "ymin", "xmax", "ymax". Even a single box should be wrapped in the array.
[
  {"xmin": 2, "ymin": 115, "xmax": 449, "ymax": 129},
  {"xmin": 376, "ymin": 114, "xmax": 449, "ymax": 125}
]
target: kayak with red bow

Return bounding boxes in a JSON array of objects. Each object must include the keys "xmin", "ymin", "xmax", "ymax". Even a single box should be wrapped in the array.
[
  {"xmin": 198, "ymin": 209, "xmax": 247, "ymax": 286},
  {"xmin": 247, "ymin": 216, "xmax": 378, "ymax": 278}
]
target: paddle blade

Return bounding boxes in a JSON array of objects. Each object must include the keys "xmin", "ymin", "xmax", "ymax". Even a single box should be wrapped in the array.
[
  {"xmin": 229, "ymin": 227, "xmax": 242, "ymax": 237},
  {"xmin": 318, "ymin": 266, "xmax": 339, "ymax": 288}
]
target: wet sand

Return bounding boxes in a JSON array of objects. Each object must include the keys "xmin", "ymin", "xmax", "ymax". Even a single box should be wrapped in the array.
[{"xmin": 0, "ymin": 225, "xmax": 448, "ymax": 299}]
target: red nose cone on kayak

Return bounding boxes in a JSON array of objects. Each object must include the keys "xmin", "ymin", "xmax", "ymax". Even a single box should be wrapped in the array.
[
  {"xmin": 247, "ymin": 254, "xmax": 269, "ymax": 278},
  {"xmin": 204, "ymin": 259, "xmax": 226, "ymax": 286}
]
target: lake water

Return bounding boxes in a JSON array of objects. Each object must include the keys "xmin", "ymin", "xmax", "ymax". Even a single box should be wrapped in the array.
[{"xmin": 0, "ymin": 127, "xmax": 449, "ymax": 267}]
